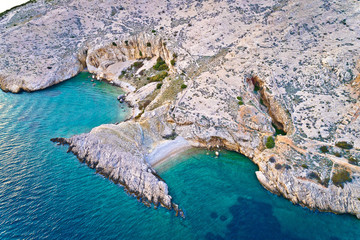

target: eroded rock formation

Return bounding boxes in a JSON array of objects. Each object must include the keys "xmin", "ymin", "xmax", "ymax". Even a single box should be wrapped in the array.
[{"xmin": 1, "ymin": 0, "xmax": 360, "ymax": 218}]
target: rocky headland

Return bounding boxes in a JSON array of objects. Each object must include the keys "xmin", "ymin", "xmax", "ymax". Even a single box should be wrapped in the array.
[{"xmin": 1, "ymin": 0, "xmax": 360, "ymax": 218}]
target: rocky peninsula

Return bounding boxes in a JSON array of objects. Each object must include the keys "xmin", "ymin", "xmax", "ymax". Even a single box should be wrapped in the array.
[{"xmin": 1, "ymin": 0, "xmax": 360, "ymax": 218}]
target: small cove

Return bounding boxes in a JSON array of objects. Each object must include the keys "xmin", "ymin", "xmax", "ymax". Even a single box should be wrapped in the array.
[{"xmin": 0, "ymin": 72, "xmax": 359, "ymax": 239}]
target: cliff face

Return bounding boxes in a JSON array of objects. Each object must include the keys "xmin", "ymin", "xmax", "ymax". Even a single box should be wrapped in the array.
[{"xmin": 1, "ymin": 0, "xmax": 360, "ymax": 218}]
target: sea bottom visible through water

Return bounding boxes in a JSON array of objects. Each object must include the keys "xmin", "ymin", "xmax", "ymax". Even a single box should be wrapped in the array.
[{"xmin": 0, "ymin": 72, "xmax": 359, "ymax": 240}]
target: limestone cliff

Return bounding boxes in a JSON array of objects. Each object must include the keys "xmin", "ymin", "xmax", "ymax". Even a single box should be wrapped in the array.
[{"xmin": 1, "ymin": 0, "xmax": 360, "ymax": 218}]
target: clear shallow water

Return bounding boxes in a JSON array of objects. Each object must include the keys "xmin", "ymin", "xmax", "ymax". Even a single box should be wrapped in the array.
[{"xmin": 0, "ymin": 72, "xmax": 359, "ymax": 239}]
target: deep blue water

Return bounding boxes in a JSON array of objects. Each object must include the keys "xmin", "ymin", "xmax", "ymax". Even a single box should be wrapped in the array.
[{"xmin": 0, "ymin": 72, "xmax": 359, "ymax": 239}]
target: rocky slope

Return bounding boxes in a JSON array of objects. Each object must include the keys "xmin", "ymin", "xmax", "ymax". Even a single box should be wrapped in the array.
[{"xmin": 1, "ymin": 0, "xmax": 360, "ymax": 218}]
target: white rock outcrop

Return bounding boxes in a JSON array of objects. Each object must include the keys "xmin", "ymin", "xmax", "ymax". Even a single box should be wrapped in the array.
[{"xmin": 2, "ymin": 0, "xmax": 360, "ymax": 218}]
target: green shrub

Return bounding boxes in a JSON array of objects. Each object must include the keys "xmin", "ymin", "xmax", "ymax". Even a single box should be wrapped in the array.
[
  {"xmin": 275, "ymin": 163, "xmax": 282, "ymax": 170},
  {"xmin": 132, "ymin": 61, "xmax": 143, "ymax": 69},
  {"xmin": 320, "ymin": 146, "xmax": 329, "ymax": 153},
  {"xmin": 332, "ymin": 169, "xmax": 352, "ymax": 188},
  {"xmin": 170, "ymin": 59, "xmax": 176, "ymax": 66},
  {"xmin": 153, "ymin": 57, "xmax": 168, "ymax": 71},
  {"xmin": 237, "ymin": 96, "xmax": 244, "ymax": 105},
  {"xmin": 157, "ymin": 64, "xmax": 169, "ymax": 71},
  {"xmin": 119, "ymin": 70, "xmax": 126, "ymax": 79},
  {"xmin": 125, "ymin": 40, "xmax": 129, "ymax": 46},
  {"xmin": 335, "ymin": 141, "xmax": 353, "ymax": 149},
  {"xmin": 149, "ymin": 71, "xmax": 168, "ymax": 82},
  {"xmin": 156, "ymin": 83, "xmax": 162, "ymax": 89},
  {"xmin": 139, "ymin": 50, "xmax": 143, "ymax": 57},
  {"xmin": 334, "ymin": 152, "xmax": 342, "ymax": 157},
  {"xmin": 173, "ymin": 53, "xmax": 177, "ymax": 58},
  {"xmin": 147, "ymin": 42, "xmax": 151, "ymax": 47},
  {"xmin": 301, "ymin": 164, "xmax": 309, "ymax": 169},
  {"xmin": 348, "ymin": 156, "xmax": 358, "ymax": 165},
  {"xmin": 259, "ymin": 98, "xmax": 264, "ymax": 106},
  {"xmin": 266, "ymin": 136, "xmax": 275, "ymax": 149},
  {"xmin": 112, "ymin": 42, "xmax": 117, "ymax": 46},
  {"xmin": 151, "ymin": 29, "xmax": 156, "ymax": 33},
  {"xmin": 181, "ymin": 84, "xmax": 187, "ymax": 89},
  {"xmin": 308, "ymin": 171, "xmax": 321, "ymax": 181}
]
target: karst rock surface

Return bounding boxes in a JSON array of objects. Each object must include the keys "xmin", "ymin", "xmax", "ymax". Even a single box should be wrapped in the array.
[{"xmin": 1, "ymin": 0, "xmax": 360, "ymax": 217}]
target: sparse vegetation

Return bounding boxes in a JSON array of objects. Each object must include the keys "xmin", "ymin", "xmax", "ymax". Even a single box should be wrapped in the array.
[
  {"xmin": 149, "ymin": 71, "xmax": 168, "ymax": 82},
  {"xmin": 237, "ymin": 96, "xmax": 244, "ymax": 105},
  {"xmin": 135, "ymin": 110, "xmax": 144, "ymax": 119},
  {"xmin": 320, "ymin": 146, "xmax": 329, "ymax": 153},
  {"xmin": 348, "ymin": 156, "xmax": 358, "ymax": 165},
  {"xmin": 259, "ymin": 98, "xmax": 264, "ymax": 106},
  {"xmin": 118, "ymin": 70, "xmax": 126, "ymax": 79},
  {"xmin": 148, "ymin": 77, "xmax": 185, "ymax": 111},
  {"xmin": 301, "ymin": 164, "xmax": 309, "ymax": 169},
  {"xmin": 132, "ymin": 61, "xmax": 143, "ymax": 69},
  {"xmin": 308, "ymin": 171, "xmax": 321, "ymax": 181},
  {"xmin": 138, "ymin": 100, "xmax": 151, "ymax": 110},
  {"xmin": 334, "ymin": 152, "xmax": 342, "ymax": 158},
  {"xmin": 335, "ymin": 141, "xmax": 353, "ymax": 150},
  {"xmin": 332, "ymin": 169, "xmax": 352, "ymax": 188},
  {"xmin": 156, "ymin": 83, "xmax": 162, "ymax": 89},
  {"xmin": 275, "ymin": 163, "xmax": 282, "ymax": 170},
  {"xmin": 319, "ymin": 177, "xmax": 330, "ymax": 188},
  {"xmin": 266, "ymin": 136, "xmax": 275, "ymax": 149},
  {"xmin": 181, "ymin": 84, "xmax": 187, "ymax": 89},
  {"xmin": 170, "ymin": 59, "xmax": 176, "ymax": 66},
  {"xmin": 153, "ymin": 57, "xmax": 168, "ymax": 71},
  {"xmin": 147, "ymin": 42, "xmax": 151, "ymax": 47}
]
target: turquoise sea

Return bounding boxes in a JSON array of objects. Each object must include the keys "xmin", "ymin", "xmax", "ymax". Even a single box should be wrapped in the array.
[{"xmin": 0, "ymin": 72, "xmax": 359, "ymax": 239}]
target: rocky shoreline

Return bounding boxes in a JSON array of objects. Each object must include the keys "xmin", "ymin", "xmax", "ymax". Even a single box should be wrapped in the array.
[{"xmin": 1, "ymin": 0, "xmax": 360, "ymax": 218}]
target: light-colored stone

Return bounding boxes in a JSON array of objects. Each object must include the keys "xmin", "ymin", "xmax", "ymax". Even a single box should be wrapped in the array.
[{"xmin": 2, "ymin": 0, "xmax": 360, "ymax": 218}]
